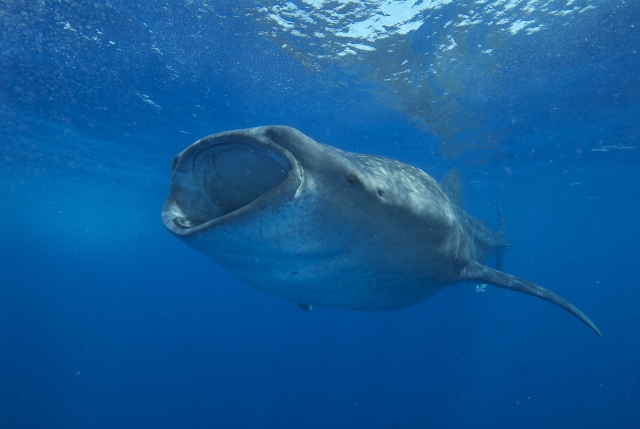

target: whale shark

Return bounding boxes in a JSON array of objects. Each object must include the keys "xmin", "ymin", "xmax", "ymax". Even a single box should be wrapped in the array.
[{"xmin": 162, "ymin": 126, "xmax": 600, "ymax": 337}]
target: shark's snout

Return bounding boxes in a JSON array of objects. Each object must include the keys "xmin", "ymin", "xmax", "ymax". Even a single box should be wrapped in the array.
[{"xmin": 162, "ymin": 133, "xmax": 302, "ymax": 235}]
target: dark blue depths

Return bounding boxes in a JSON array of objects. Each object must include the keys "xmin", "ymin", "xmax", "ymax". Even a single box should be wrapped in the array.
[{"xmin": 1, "ymin": 1, "xmax": 639, "ymax": 428}]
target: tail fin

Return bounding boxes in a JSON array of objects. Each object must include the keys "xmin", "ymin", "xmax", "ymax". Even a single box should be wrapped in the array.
[
  {"xmin": 495, "ymin": 202, "xmax": 506, "ymax": 270},
  {"xmin": 461, "ymin": 260, "xmax": 601, "ymax": 337}
]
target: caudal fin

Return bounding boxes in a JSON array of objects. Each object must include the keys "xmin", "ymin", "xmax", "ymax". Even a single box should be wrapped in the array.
[{"xmin": 461, "ymin": 260, "xmax": 601, "ymax": 337}]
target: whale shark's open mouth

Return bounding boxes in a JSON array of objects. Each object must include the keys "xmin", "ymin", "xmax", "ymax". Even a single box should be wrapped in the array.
[{"xmin": 162, "ymin": 134, "xmax": 302, "ymax": 234}]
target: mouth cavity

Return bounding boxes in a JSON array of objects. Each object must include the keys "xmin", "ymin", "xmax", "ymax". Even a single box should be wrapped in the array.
[{"xmin": 164, "ymin": 139, "xmax": 297, "ymax": 231}]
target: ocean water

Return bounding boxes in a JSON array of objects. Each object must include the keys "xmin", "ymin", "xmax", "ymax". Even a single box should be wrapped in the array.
[{"xmin": 1, "ymin": 1, "xmax": 639, "ymax": 428}]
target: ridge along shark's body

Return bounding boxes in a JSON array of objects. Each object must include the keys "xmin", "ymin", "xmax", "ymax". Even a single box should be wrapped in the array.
[{"xmin": 162, "ymin": 126, "xmax": 601, "ymax": 337}]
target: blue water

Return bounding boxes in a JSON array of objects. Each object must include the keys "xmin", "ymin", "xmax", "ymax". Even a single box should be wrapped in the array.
[{"xmin": 1, "ymin": 1, "xmax": 639, "ymax": 428}]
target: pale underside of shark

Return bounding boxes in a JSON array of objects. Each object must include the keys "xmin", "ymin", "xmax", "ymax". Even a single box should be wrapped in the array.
[{"xmin": 162, "ymin": 126, "xmax": 601, "ymax": 337}]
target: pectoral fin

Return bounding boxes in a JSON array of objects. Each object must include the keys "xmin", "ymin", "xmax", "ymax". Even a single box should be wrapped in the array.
[
  {"xmin": 460, "ymin": 260, "xmax": 601, "ymax": 337},
  {"xmin": 297, "ymin": 303, "xmax": 313, "ymax": 312}
]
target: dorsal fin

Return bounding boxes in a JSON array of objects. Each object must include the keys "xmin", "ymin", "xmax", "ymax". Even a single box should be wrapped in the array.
[{"xmin": 441, "ymin": 169, "xmax": 463, "ymax": 207}]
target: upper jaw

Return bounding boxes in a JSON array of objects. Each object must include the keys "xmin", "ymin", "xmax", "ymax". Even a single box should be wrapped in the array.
[{"xmin": 162, "ymin": 131, "xmax": 304, "ymax": 236}]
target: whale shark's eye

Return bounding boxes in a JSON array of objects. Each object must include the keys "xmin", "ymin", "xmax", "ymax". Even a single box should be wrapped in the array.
[
  {"xmin": 377, "ymin": 189, "xmax": 384, "ymax": 197},
  {"xmin": 347, "ymin": 174, "xmax": 358, "ymax": 183}
]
